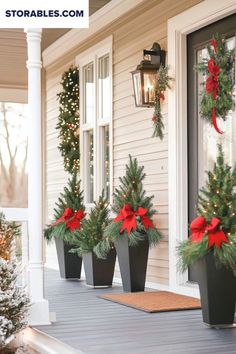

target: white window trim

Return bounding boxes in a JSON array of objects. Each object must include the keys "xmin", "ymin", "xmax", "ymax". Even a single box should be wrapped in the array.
[
  {"xmin": 167, "ymin": 0, "xmax": 236, "ymax": 298},
  {"xmin": 76, "ymin": 36, "xmax": 113, "ymax": 208}
]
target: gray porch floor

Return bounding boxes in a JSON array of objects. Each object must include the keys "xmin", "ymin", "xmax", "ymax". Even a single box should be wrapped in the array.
[{"xmin": 36, "ymin": 268, "xmax": 236, "ymax": 354}]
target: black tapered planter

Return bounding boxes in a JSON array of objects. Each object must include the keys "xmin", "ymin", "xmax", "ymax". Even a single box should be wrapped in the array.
[
  {"xmin": 82, "ymin": 248, "xmax": 116, "ymax": 286},
  {"xmin": 115, "ymin": 236, "xmax": 149, "ymax": 292},
  {"xmin": 55, "ymin": 238, "xmax": 82, "ymax": 279},
  {"xmin": 194, "ymin": 252, "xmax": 236, "ymax": 327}
]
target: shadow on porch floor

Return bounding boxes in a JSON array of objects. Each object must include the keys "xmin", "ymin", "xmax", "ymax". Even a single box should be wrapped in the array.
[{"xmin": 35, "ymin": 268, "xmax": 236, "ymax": 354}]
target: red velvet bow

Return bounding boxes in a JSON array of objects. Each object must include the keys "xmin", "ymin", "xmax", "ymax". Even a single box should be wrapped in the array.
[
  {"xmin": 113, "ymin": 204, "xmax": 154, "ymax": 234},
  {"xmin": 206, "ymin": 59, "xmax": 220, "ymax": 99},
  {"xmin": 53, "ymin": 208, "xmax": 85, "ymax": 231},
  {"xmin": 211, "ymin": 39, "xmax": 217, "ymax": 52},
  {"xmin": 53, "ymin": 208, "xmax": 74, "ymax": 225},
  {"xmin": 66, "ymin": 210, "xmax": 86, "ymax": 231},
  {"xmin": 190, "ymin": 216, "xmax": 228, "ymax": 248}
]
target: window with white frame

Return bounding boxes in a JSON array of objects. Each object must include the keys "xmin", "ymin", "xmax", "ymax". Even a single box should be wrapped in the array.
[{"xmin": 77, "ymin": 37, "xmax": 112, "ymax": 205}]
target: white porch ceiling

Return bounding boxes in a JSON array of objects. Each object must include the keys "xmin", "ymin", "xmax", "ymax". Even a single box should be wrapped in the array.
[{"xmin": 0, "ymin": 0, "xmax": 110, "ymax": 90}]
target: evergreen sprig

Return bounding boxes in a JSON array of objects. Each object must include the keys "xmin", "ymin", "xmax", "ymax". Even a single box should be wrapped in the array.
[
  {"xmin": 72, "ymin": 191, "xmax": 113, "ymax": 259},
  {"xmin": 177, "ymin": 145, "xmax": 236, "ymax": 272},
  {"xmin": 56, "ymin": 67, "xmax": 80, "ymax": 173},
  {"xmin": 195, "ymin": 33, "xmax": 235, "ymax": 127},
  {"xmin": 152, "ymin": 65, "xmax": 172, "ymax": 139},
  {"xmin": 44, "ymin": 172, "xmax": 85, "ymax": 243},
  {"xmin": 105, "ymin": 155, "xmax": 161, "ymax": 246}
]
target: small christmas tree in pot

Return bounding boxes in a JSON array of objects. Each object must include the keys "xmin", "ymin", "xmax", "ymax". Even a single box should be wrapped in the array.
[
  {"xmin": 105, "ymin": 155, "xmax": 161, "ymax": 292},
  {"xmin": 73, "ymin": 191, "xmax": 116, "ymax": 287},
  {"xmin": 177, "ymin": 145, "xmax": 236, "ymax": 327},
  {"xmin": 44, "ymin": 173, "xmax": 85, "ymax": 279}
]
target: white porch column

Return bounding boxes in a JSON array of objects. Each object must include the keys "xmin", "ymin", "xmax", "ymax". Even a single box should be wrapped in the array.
[{"xmin": 24, "ymin": 28, "xmax": 50, "ymax": 325}]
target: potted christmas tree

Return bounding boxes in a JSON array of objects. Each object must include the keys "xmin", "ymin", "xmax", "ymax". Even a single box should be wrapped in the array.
[
  {"xmin": 73, "ymin": 192, "xmax": 116, "ymax": 287},
  {"xmin": 105, "ymin": 155, "xmax": 161, "ymax": 292},
  {"xmin": 44, "ymin": 173, "xmax": 85, "ymax": 279},
  {"xmin": 178, "ymin": 145, "xmax": 236, "ymax": 327}
]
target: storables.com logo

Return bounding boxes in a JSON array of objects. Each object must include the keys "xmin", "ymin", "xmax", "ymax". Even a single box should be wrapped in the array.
[
  {"xmin": 0, "ymin": 0, "xmax": 89, "ymax": 28},
  {"xmin": 5, "ymin": 9, "xmax": 84, "ymax": 18}
]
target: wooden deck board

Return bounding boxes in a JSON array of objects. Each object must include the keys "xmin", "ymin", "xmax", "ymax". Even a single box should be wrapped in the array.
[{"xmin": 36, "ymin": 268, "xmax": 236, "ymax": 354}]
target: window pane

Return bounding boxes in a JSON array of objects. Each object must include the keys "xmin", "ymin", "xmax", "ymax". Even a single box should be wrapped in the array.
[
  {"xmin": 132, "ymin": 72, "xmax": 142, "ymax": 106},
  {"xmin": 101, "ymin": 125, "xmax": 110, "ymax": 200},
  {"xmin": 98, "ymin": 54, "xmax": 111, "ymax": 120},
  {"xmin": 197, "ymin": 36, "xmax": 236, "ymax": 188},
  {"xmin": 83, "ymin": 63, "xmax": 95, "ymax": 124},
  {"xmin": 84, "ymin": 130, "xmax": 94, "ymax": 203},
  {"xmin": 0, "ymin": 102, "xmax": 28, "ymax": 207},
  {"xmin": 143, "ymin": 72, "xmax": 156, "ymax": 104}
]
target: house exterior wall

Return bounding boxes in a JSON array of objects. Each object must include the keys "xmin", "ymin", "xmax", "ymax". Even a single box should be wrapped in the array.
[{"xmin": 43, "ymin": 0, "xmax": 202, "ymax": 286}]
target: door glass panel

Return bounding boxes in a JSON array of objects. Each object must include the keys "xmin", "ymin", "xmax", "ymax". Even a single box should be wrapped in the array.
[
  {"xmin": 197, "ymin": 36, "xmax": 236, "ymax": 189},
  {"xmin": 100, "ymin": 125, "xmax": 110, "ymax": 200},
  {"xmin": 83, "ymin": 63, "xmax": 95, "ymax": 124}
]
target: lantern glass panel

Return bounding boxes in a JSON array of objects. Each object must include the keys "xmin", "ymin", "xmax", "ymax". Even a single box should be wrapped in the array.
[
  {"xmin": 132, "ymin": 71, "xmax": 142, "ymax": 106},
  {"xmin": 143, "ymin": 71, "xmax": 156, "ymax": 105}
]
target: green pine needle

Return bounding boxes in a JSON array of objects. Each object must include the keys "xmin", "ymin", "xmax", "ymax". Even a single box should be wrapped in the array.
[
  {"xmin": 43, "ymin": 172, "xmax": 85, "ymax": 243},
  {"xmin": 56, "ymin": 67, "xmax": 80, "ymax": 173},
  {"xmin": 105, "ymin": 155, "xmax": 161, "ymax": 247},
  {"xmin": 72, "ymin": 191, "xmax": 113, "ymax": 258},
  {"xmin": 177, "ymin": 145, "xmax": 236, "ymax": 272}
]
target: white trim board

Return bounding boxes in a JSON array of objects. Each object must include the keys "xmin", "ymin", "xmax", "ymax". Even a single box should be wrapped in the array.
[{"xmin": 167, "ymin": 0, "xmax": 236, "ymax": 295}]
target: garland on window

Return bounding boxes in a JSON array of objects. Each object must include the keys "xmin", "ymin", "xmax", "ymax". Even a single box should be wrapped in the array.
[
  {"xmin": 195, "ymin": 33, "xmax": 235, "ymax": 134},
  {"xmin": 56, "ymin": 67, "xmax": 80, "ymax": 174},
  {"xmin": 152, "ymin": 65, "xmax": 172, "ymax": 139}
]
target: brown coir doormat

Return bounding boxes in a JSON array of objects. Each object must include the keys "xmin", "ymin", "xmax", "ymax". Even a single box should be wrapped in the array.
[{"xmin": 99, "ymin": 291, "xmax": 201, "ymax": 313}]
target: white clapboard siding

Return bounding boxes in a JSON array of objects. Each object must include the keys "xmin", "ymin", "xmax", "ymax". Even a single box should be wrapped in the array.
[{"xmin": 44, "ymin": 0, "xmax": 202, "ymax": 285}]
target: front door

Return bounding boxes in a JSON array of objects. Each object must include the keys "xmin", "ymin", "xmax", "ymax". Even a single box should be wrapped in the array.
[{"xmin": 187, "ymin": 13, "xmax": 236, "ymax": 281}]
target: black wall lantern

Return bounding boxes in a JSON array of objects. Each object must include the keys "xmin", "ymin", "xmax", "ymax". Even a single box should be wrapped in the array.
[{"xmin": 131, "ymin": 42, "xmax": 166, "ymax": 107}]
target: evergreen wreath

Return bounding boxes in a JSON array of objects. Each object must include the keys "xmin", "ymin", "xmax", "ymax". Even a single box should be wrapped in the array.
[
  {"xmin": 177, "ymin": 145, "xmax": 236, "ymax": 272},
  {"xmin": 195, "ymin": 33, "xmax": 235, "ymax": 134},
  {"xmin": 56, "ymin": 67, "xmax": 80, "ymax": 173},
  {"xmin": 152, "ymin": 65, "xmax": 172, "ymax": 139},
  {"xmin": 105, "ymin": 155, "xmax": 161, "ymax": 247}
]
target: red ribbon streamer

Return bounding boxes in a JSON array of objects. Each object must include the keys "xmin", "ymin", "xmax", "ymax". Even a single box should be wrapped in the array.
[
  {"xmin": 160, "ymin": 92, "xmax": 165, "ymax": 101},
  {"xmin": 53, "ymin": 208, "xmax": 85, "ymax": 231},
  {"xmin": 211, "ymin": 107, "xmax": 223, "ymax": 134},
  {"xmin": 113, "ymin": 204, "xmax": 154, "ymax": 234},
  {"xmin": 211, "ymin": 39, "xmax": 217, "ymax": 52},
  {"xmin": 205, "ymin": 59, "xmax": 222, "ymax": 134},
  {"xmin": 190, "ymin": 216, "xmax": 228, "ymax": 249}
]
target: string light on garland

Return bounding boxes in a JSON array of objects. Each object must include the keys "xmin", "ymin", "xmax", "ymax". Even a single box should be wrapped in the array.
[
  {"xmin": 195, "ymin": 33, "xmax": 235, "ymax": 134},
  {"xmin": 152, "ymin": 65, "xmax": 172, "ymax": 139},
  {"xmin": 56, "ymin": 67, "xmax": 80, "ymax": 174}
]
